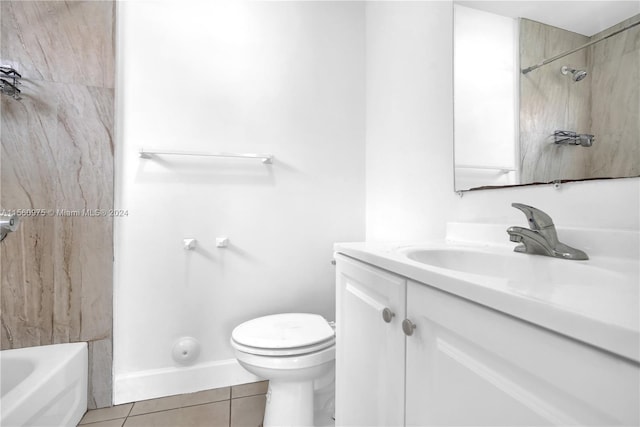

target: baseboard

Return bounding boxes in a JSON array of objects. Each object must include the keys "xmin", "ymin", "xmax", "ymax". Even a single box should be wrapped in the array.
[{"xmin": 113, "ymin": 359, "xmax": 261, "ymax": 404}]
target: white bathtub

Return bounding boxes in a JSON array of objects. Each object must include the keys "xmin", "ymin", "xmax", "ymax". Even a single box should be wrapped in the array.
[{"xmin": 1, "ymin": 342, "xmax": 88, "ymax": 427}]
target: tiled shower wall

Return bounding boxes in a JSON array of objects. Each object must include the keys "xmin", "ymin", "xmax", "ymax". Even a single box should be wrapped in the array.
[
  {"xmin": 519, "ymin": 15, "xmax": 640, "ymax": 183},
  {"xmin": 0, "ymin": 1, "xmax": 115, "ymax": 408},
  {"xmin": 588, "ymin": 14, "xmax": 640, "ymax": 178},
  {"xmin": 519, "ymin": 18, "xmax": 591, "ymax": 183}
]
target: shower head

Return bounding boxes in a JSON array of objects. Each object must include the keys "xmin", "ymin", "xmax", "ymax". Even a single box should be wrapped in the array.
[{"xmin": 561, "ymin": 66, "xmax": 588, "ymax": 82}]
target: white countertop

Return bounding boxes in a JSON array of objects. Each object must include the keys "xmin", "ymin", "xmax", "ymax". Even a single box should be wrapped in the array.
[{"xmin": 334, "ymin": 225, "xmax": 640, "ymax": 363}]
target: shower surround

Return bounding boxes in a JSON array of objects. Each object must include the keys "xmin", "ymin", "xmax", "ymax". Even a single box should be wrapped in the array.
[
  {"xmin": 519, "ymin": 15, "xmax": 640, "ymax": 183},
  {"xmin": 0, "ymin": 1, "xmax": 115, "ymax": 409}
]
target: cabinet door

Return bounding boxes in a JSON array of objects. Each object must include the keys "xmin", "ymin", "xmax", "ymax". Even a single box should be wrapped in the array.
[
  {"xmin": 335, "ymin": 254, "xmax": 406, "ymax": 427},
  {"xmin": 405, "ymin": 280, "xmax": 639, "ymax": 426}
]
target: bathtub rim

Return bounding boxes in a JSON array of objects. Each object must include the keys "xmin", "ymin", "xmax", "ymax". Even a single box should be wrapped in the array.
[{"xmin": 1, "ymin": 342, "xmax": 88, "ymax": 426}]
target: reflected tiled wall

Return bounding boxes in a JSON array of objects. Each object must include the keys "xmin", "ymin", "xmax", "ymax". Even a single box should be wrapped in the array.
[
  {"xmin": 519, "ymin": 18, "xmax": 590, "ymax": 183},
  {"xmin": 519, "ymin": 16, "xmax": 640, "ymax": 183},
  {"xmin": 0, "ymin": 1, "xmax": 114, "ymax": 408},
  {"xmin": 589, "ymin": 14, "xmax": 640, "ymax": 178}
]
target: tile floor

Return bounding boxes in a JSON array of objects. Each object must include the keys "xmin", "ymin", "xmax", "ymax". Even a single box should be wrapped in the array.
[{"xmin": 78, "ymin": 381, "xmax": 268, "ymax": 427}]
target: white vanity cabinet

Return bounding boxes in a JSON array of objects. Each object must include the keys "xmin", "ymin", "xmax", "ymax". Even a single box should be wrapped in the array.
[
  {"xmin": 335, "ymin": 254, "xmax": 406, "ymax": 426},
  {"xmin": 335, "ymin": 254, "xmax": 640, "ymax": 427}
]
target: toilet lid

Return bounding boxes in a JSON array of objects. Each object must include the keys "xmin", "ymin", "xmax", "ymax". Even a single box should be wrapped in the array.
[
  {"xmin": 231, "ymin": 336, "xmax": 334, "ymax": 356},
  {"xmin": 231, "ymin": 313, "xmax": 334, "ymax": 350}
]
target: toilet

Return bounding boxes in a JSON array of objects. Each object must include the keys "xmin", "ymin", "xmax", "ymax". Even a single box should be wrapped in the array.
[{"xmin": 230, "ymin": 313, "xmax": 335, "ymax": 427}]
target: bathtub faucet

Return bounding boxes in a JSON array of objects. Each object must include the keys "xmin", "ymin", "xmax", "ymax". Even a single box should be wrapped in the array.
[
  {"xmin": 0, "ymin": 214, "xmax": 19, "ymax": 242},
  {"xmin": 507, "ymin": 203, "xmax": 588, "ymax": 260}
]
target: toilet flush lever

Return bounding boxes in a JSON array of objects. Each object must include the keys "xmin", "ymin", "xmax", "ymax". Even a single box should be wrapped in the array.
[{"xmin": 382, "ymin": 308, "xmax": 395, "ymax": 323}]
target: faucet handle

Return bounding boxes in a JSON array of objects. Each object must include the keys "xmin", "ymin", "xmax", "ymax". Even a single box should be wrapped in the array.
[
  {"xmin": 0, "ymin": 214, "xmax": 19, "ymax": 232},
  {"xmin": 511, "ymin": 203, "xmax": 554, "ymax": 230}
]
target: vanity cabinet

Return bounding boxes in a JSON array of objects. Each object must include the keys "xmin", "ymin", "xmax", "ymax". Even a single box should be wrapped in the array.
[
  {"xmin": 335, "ymin": 254, "xmax": 640, "ymax": 426},
  {"xmin": 335, "ymin": 254, "xmax": 406, "ymax": 426}
]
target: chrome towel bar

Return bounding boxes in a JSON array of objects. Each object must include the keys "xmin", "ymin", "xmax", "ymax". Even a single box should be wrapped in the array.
[{"xmin": 139, "ymin": 148, "xmax": 273, "ymax": 164}]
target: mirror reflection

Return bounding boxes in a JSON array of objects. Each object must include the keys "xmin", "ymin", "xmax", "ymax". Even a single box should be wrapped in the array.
[{"xmin": 454, "ymin": 1, "xmax": 640, "ymax": 192}]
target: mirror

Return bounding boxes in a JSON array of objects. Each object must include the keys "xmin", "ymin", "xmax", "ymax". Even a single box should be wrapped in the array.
[{"xmin": 453, "ymin": 1, "xmax": 640, "ymax": 192}]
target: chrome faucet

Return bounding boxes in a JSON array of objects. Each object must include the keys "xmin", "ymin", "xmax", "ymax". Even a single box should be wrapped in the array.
[
  {"xmin": 507, "ymin": 203, "xmax": 588, "ymax": 260},
  {"xmin": 0, "ymin": 214, "xmax": 19, "ymax": 242}
]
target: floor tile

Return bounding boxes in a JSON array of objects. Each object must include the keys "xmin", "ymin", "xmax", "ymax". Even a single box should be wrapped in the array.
[
  {"xmin": 124, "ymin": 401, "xmax": 230, "ymax": 427},
  {"xmin": 79, "ymin": 404, "xmax": 133, "ymax": 424},
  {"xmin": 231, "ymin": 381, "xmax": 269, "ymax": 399},
  {"xmin": 78, "ymin": 418, "xmax": 125, "ymax": 427},
  {"xmin": 129, "ymin": 387, "xmax": 230, "ymax": 416},
  {"xmin": 230, "ymin": 395, "xmax": 266, "ymax": 427}
]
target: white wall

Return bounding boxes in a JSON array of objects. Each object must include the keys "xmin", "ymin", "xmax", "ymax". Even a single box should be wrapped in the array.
[
  {"xmin": 365, "ymin": 1, "xmax": 639, "ymax": 242},
  {"xmin": 454, "ymin": 4, "xmax": 518, "ymax": 189},
  {"xmin": 365, "ymin": 1, "xmax": 456, "ymax": 241},
  {"xmin": 114, "ymin": 1, "xmax": 365, "ymax": 403},
  {"xmin": 454, "ymin": 5, "xmax": 516, "ymax": 164}
]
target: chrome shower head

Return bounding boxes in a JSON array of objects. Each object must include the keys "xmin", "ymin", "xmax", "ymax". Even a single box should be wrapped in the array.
[{"xmin": 561, "ymin": 66, "xmax": 588, "ymax": 82}]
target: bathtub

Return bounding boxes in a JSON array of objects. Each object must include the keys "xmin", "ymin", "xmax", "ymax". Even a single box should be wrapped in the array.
[{"xmin": 1, "ymin": 342, "xmax": 87, "ymax": 427}]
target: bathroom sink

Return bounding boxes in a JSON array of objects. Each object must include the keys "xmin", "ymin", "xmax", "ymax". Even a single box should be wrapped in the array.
[
  {"xmin": 406, "ymin": 248, "xmax": 519, "ymax": 277},
  {"xmin": 403, "ymin": 247, "xmax": 626, "ymax": 287},
  {"xmin": 335, "ymin": 228, "xmax": 640, "ymax": 362},
  {"xmin": 400, "ymin": 245, "xmax": 639, "ymax": 338}
]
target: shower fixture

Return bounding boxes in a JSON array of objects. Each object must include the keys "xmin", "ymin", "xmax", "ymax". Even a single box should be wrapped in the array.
[
  {"xmin": 554, "ymin": 130, "xmax": 595, "ymax": 147},
  {"xmin": 0, "ymin": 66, "xmax": 22, "ymax": 99},
  {"xmin": 561, "ymin": 66, "xmax": 588, "ymax": 82},
  {"xmin": 521, "ymin": 19, "xmax": 640, "ymax": 75},
  {"xmin": 0, "ymin": 214, "xmax": 20, "ymax": 242}
]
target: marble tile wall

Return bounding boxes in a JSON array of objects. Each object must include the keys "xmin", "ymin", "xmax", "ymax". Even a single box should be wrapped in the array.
[
  {"xmin": 519, "ymin": 15, "xmax": 640, "ymax": 184},
  {"xmin": 519, "ymin": 18, "xmax": 591, "ymax": 184},
  {"xmin": 0, "ymin": 1, "xmax": 114, "ymax": 409},
  {"xmin": 588, "ymin": 14, "xmax": 640, "ymax": 179}
]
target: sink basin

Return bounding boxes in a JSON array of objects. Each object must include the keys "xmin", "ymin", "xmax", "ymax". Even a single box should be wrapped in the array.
[
  {"xmin": 403, "ymin": 247, "xmax": 627, "ymax": 286},
  {"xmin": 402, "ymin": 246, "xmax": 639, "ymax": 335},
  {"xmin": 406, "ymin": 248, "xmax": 519, "ymax": 277}
]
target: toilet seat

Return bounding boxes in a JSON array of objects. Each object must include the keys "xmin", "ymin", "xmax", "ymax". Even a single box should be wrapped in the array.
[
  {"xmin": 232, "ymin": 336, "xmax": 335, "ymax": 356},
  {"xmin": 231, "ymin": 313, "xmax": 335, "ymax": 356}
]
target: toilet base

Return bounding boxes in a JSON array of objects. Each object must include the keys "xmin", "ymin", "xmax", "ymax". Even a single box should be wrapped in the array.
[{"xmin": 264, "ymin": 380, "xmax": 314, "ymax": 427}]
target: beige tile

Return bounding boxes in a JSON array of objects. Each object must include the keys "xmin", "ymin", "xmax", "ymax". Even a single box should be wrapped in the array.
[
  {"xmin": 124, "ymin": 401, "xmax": 230, "ymax": 427},
  {"xmin": 231, "ymin": 381, "xmax": 269, "ymax": 399},
  {"xmin": 1, "ymin": 0, "xmax": 115, "ymax": 405},
  {"xmin": 79, "ymin": 419, "xmax": 125, "ymax": 427},
  {"xmin": 129, "ymin": 387, "xmax": 231, "ymax": 416},
  {"xmin": 1, "ymin": 1, "xmax": 115, "ymax": 88},
  {"xmin": 231, "ymin": 395, "xmax": 266, "ymax": 427},
  {"xmin": 88, "ymin": 338, "xmax": 113, "ymax": 409},
  {"xmin": 79, "ymin": 404, "xmax": 133, "ymax": 424}
]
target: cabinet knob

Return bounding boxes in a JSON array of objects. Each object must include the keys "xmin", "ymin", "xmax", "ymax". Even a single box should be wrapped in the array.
[
  {"xmin": 382, "ymin": 308, "xmax": 395, "ymax": 323},
  {"xmin": 402, "ymin": 319, "xmax": 417, "ymax": 336}
]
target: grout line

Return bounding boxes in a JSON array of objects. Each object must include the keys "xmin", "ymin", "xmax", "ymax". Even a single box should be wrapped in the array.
[
  {"xmin": 124, "ymin": 400, "xmax": 233, "ymax": 419},
  {"xmin": 126, "ymin": 402, "xmax": 134, "ymax": 418},
  {"xmin": 79, "ymin": 404, "xmax": 134, "ymax": 426},
  {"xmin": 78, "ymin": 419, "xmax": 127, "ymax": 426},
  {"xmin": 125, "ymin": 391, "xmax": 233, "ymax": 417},
  {"xmin": 231, "ymin": 391, "xmax": 268, "ymax": 400},
  {"xmin": 228, "ymin": 397, "xmax": 232, "ymax": 427},
  {"xmin": 123, "ymin": 391, "xmax": 265, "ymax": 417},
  {"xmin": 123, "ymin": 402, "xmax": 133, "ymax": 426}
]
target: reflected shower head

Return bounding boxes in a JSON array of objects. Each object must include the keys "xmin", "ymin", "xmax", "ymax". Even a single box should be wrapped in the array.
[{"xmin": 561, "ymin": 66, "xmax": 588, "ymax": 82}]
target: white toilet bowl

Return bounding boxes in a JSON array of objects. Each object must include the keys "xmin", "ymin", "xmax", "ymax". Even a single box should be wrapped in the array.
[{"xmin": 231, "ymin": 313, "xmax": 336, "ymax": 427}]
